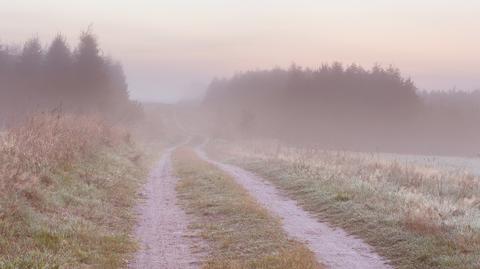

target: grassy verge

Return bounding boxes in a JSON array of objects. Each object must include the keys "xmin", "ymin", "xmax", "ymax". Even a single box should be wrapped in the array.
[
  {"xmin": 172, "ymin": 147, "xmax": 322, "ymax": 269},
  {"xmin": 0, "ymin": 114, "xmax": 156, "ymax": 269},
  {"xmin": 208, "ymin": 140, "xmax": 480, "ymax": 269}
]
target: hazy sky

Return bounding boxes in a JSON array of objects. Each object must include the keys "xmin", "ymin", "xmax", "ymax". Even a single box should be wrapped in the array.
[{"xmin": 1, "ymin": 0, "xmax": 480, "ymax": 102}]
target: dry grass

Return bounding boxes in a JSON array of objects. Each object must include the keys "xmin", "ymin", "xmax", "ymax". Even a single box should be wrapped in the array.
[
  {"xmin": 0, "ymin": 113, "xmax": 152, "ymax": 268},
  {"xmin": 208, "ymin": 139, "xmax": 480, "ymax": 269},
  {"xmin": 0, "ymin": 113, "xmax": 128, "ymax": 179},
  {"xmin": 172, "ymin": 147, "xmax": 322, "ymax": 269}
]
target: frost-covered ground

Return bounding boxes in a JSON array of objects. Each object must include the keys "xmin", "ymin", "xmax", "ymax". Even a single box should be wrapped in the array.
[{"xmin": 363, "ymin": 152, "xmax": 480, "ymax": 176}]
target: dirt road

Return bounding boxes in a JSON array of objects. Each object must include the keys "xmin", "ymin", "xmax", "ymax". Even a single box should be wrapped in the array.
[
  {"xmin": 129, "ymin": 147, "xmax": 203, "ymax": 269},
  {"xmin": 196, "ymin": 147, "xmax": 392, "ymax": 269}
]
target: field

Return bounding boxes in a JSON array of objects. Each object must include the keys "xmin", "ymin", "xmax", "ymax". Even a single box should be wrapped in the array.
[
  {"xmin": 3, "ymin": 113, "xmax": 479, "ymax": 269},
  {"xmin": 206, "ymin": 139, "xmax": 480, "ymax": 269}
]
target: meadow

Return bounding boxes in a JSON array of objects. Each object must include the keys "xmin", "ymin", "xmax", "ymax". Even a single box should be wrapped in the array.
[{"xmin": 207, "ymin": 139, "xmax": 480, "ymax": 269}]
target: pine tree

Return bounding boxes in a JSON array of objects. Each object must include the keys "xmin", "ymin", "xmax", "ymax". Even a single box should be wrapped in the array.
[
  {"xmin": 74, "ymin": 30, "xmax": 106, "ymax": 111},
  {"xmin": 17, "ymin": 37, "xmax": 44, "ymax": 112},
  {"xmin": 45, "ymin": 34, "xmax": 73, "ymax": 109}
]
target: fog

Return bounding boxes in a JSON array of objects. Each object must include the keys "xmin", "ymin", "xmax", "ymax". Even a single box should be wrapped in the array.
[
  {"xmin": 5, "ymin": 3, "xmax": 480, "ymax": 268},
  {"xmin": 1, "ymin": 1, "xmax": 480, "ymax": 156},
  {"xmin": 201, "ymin": 64, "xmax": 480, "ymax": 156},
  {"xmin": 0, "ymin": 32, "xmax": 142, "ymax": 126}
]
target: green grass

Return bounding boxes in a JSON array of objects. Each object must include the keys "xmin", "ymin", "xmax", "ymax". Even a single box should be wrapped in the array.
[
  {"xmin": 172, "ymin": 147, "xmax": 322, "ymax": 269},
  {"xmin": 0, "ymin": 144, "xmax": 154, "ymax": 269},
  {"xmin": 208, "ymin": 141, "xmax": 480, "ymax": 269}
]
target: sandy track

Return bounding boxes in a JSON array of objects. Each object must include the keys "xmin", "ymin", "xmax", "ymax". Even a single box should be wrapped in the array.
[
  {"xmin": 130, "ymin": 147, "xmax": 203, "ymax": 269},
  {"xmin": 196, "ymin": 148, "xmax": 392, "ymax": 269}
]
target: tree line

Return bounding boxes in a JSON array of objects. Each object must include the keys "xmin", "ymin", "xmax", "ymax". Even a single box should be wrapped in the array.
[
  {"xmin": 0, "ymin": 31, "xmax": 142, "ymax": 126},
  {"xmin": 204, "ymin": 64, "xmax": 480, "ymax": 156}
]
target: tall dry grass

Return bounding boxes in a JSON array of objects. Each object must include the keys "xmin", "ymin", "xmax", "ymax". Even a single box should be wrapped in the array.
[{"xmin": 0, "ymin": 113, "xmax": 129, "ymax": 192}]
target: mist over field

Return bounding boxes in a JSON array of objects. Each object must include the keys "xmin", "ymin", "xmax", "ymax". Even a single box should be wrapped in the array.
[
  {"xmin": 2, "ymin": 33, "xmax": 479, "ymax": 156},
  {"xmin": 203, "ymin": 64, "xmax": 480, "ymax": 156},
  {"xmin": 1, "ymin": 1, "xmax": 480, "ymax": 269}
]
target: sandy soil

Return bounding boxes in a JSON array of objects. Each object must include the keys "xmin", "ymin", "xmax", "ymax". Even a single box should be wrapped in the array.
[
  {"xmin": 129, "ymin": 147, "xmax": 203, "ymax": 269},
  {"xmin": 196, "ymin": 148, "xmax": 392, "ymax": 269}
]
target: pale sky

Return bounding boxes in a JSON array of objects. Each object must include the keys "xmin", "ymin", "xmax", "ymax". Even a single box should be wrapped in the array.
[{"xmin": 1, "ymin": 0, "xmax": 480, "ymax": 102}]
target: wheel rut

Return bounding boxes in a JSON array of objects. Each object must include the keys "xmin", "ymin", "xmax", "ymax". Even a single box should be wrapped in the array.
[{"xmin": 130, "ymin": 147, "xmax": 203, "ymax": 269}]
